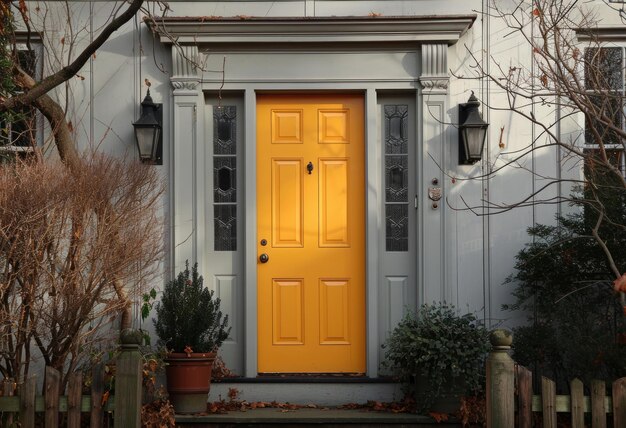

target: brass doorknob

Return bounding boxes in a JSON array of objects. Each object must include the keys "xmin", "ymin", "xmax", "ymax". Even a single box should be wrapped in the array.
[{"xmin": 259, "ymin": 253, "xmax": 269, "ymax": 263}]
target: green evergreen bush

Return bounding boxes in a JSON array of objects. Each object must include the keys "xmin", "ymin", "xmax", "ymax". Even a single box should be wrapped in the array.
[
  {"xmin": 504, "ymin": 155, "xmax": 626, "ymax": 389},
  {"xmin": 153, "ymin": 262, "xmax": 230, "ymax": 354},
  {"xmin": 382, "ymin": 303, "xmax": 489, "ymax": 411},
  {"xmin": 504, "ymin": 210, "xmax": 626, "ymax": 388}
]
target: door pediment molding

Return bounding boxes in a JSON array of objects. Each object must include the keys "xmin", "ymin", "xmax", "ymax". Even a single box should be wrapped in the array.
[{"xmin": 147, "ymin": 15, "xmax": 476, "ymax": 46}]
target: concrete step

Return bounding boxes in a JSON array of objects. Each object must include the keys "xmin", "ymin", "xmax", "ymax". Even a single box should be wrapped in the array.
[{"xmin": 175, "ymin": 408, "xmax": 462, "ymax": 427}]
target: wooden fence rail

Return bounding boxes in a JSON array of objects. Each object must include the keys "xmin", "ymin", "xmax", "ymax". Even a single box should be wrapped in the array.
[
  {"xmin": 487, "ymin": 328, "xmax": 626, "ymax": 428},
  {"xmin": 0, "ymin": 330, "xmax": 142, "ymax": 428}
]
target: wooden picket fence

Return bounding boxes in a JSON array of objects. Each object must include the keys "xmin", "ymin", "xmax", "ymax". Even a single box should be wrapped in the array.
[
  {"xmin": 0, "ymin": 335, "xmax": 143, "ymax": 427},
  {"xmin": 0, "ymin": 365, "xmax": 112, "ymax": 427},
  {"xmin": 515, "ymin": 365, "xmax": 626, "ymax": 427},
  {"xmin": 487, "ymin": 329, "xmax": 626, "ymax": 427}
]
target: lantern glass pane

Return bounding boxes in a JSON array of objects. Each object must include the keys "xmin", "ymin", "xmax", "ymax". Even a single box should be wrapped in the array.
[
  {"xmin": 151, "ymin": 127, "xmax": 161, "ymax": 159},
  {"xmin": 463, "ymin": 127, "xmax": 486, "ymax": 159},
  {"xmin": 135, "ymin": 127, "xmax": 155, "ymax": 159}
]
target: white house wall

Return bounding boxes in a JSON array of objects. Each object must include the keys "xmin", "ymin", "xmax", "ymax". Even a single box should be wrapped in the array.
[
  {"xmin": 20, "ymin": 2, "xmax": 172, "ymax": 332},
  {"xmin": 21, "ymin": 0, "xmax": 618, "ymax": 377}
]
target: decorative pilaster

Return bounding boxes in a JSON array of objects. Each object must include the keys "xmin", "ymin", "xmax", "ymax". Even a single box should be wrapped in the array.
[
  {"xmin": 170, "ymin": 44, "xmax": 205, "ymax": 274},
  {"xmin": 418, "ymin": 43, "xmax": 455, "ymax": 305}
]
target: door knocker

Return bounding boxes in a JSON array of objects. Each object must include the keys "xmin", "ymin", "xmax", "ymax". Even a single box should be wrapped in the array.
[{"xmin": 307, "ymin": 162, "xmax": 314, "ymax": 175}]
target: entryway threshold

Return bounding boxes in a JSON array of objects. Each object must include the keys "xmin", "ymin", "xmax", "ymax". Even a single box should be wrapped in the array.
[{"xmin": 175, "ymin": 407, "xmax": 462, "ymax": 427}]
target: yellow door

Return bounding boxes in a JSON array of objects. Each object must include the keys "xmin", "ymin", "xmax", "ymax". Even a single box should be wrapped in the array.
[{"xmin": 257, "ymin": 94, "xmax": 365, "ymax": 373}]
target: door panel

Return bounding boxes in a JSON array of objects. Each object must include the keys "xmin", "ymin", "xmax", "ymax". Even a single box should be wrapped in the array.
[
  {"xmin": 257, "ymin": 94, "xmax": 365, "ymax": 373},
  {"xmin": 272, "ymin": 110, "xmax": 303, "ymax": 144},
  {"xmin": 272, "ymin": 279, "xmax": 304, "ymax": 345},
  {"xmin": 319, "ymin": 159, "xmax": 350, "ymax": 247},
  {"xmin": 319, "ymin": 279, "xmax": 350, "ymax": 345},
  {"xmin": 271, "ymin": 159, "xmax": 304, "ymax": 247}
]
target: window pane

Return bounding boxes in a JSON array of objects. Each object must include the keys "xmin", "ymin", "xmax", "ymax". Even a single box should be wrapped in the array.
[
  {"xmin": 17, "ymin": 50, "xmax": 38, "ymax": 78},
  {"xmin": 583, "ymin": 149, "xmax": 626, "ymax": 227},
  {"xmin": 0, "ymin": 48, "xmax": 40, "ymax": 163},
  {"xmin": 584, "ymin": 95, "xmax": 623, "ymax": 145},
  {"xmin": 1, "ymin": 107, "xmax": 36, "ymax": 148},
  {"xmin": 585, "ymin": 149, "xmax": 624, "ymax": 178},
  {"xmin": 585, "ymin": 47, "xmax": 623, "ymax": 91}
]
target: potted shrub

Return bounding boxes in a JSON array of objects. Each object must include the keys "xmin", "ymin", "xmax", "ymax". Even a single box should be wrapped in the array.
[
  {"xmin": 154, "ymin": 262, "xmax": 230, "ymax": 414},
  {"xmin": 383, "ymin": 303, "xmax": 489, "ymax": 414}
]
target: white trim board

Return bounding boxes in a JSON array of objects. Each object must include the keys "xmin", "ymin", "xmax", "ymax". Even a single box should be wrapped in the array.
[{"xmin": 149, "ymin": 15, "xmax": 476, "ymax": 45}]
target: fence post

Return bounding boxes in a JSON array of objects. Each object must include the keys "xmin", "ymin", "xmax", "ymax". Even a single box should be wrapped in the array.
[
  {"xmin": 486, "ymin": 329, "xmax": 514, "ymax": 428},
  {"xmin": 90, "ymin": 363, "xmax": 105, "ymax": 428},
  {"xmin": 613, "ymin": 377, "xmax": 626, "ymax": 428},
  {"xmin": 114, "ymin": 329, "xmax": 143, "ymax": 428},
  {"xmin": 45, "ymin": 366, "xmax": 61, "ymax": 428},
  {"xmin": 20, "ymin": 375, "xmax": 37, "ymax": 428}
]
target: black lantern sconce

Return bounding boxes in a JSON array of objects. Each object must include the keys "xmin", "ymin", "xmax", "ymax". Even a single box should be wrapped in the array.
[
  {"xmin": 458, "ymin": 91, "xmax": 489, "ymax": 165},
  {"xmin": 133, "ymin": 89, "xmax": 162, "ymax": 164}
]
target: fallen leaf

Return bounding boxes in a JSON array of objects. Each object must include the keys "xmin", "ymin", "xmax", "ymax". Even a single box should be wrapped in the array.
[
  {"xmin": 184, "ymin": 345, "xmax": 193, "ymax": 357},
  {"xmin": 429, "ymin": 411, "xmax": 449, "ymax": 422}
]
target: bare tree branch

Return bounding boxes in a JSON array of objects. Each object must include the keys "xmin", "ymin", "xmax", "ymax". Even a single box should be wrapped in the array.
[{"xmin": 0, "ymin": 0, "xmax": 144, "ymax": 114}]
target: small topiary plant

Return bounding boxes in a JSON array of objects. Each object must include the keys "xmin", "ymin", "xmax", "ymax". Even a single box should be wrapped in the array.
[
  {"xmin": 153, "ymin": 261, "xmax": 230, "ymax": 354},
  {"xmin": 383, "ymin": 303, "xmax": 489, "ymax": 412}
]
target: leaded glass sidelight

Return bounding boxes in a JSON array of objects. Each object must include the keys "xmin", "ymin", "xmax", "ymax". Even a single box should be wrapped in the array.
[
  {"xmin": 214, "ymin": 106, "xmax": 237, "ymax": 154},
  {"xmin": 384, "ymin": 105, "xmax": 408, "ymax": 154},
  {"xmin": 385, "ymin": 204, "xmax": 408, "ymax": 251},
  {"xmin": 386, "ymin": 156, "xmax": 408, "ymax": 203},
  {"xmin": 214, "ymin": 157, "xmax": 237, "ymax": 203},
  {"xmin": 213, "ymin": 106, "xmax": 237, "ymax": 251},
  {"xmin": 214, "ymin": 205, "xmax": 237, "ymax": 251},
  {"xmin": 384, "ymin": 105, "xmax": 409, "ymax": 251}
]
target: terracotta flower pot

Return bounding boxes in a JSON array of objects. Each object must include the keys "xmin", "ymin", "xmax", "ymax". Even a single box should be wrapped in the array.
[{"xmin": 165, "ymin": 352, "xmax": 216, "ymax": 414}]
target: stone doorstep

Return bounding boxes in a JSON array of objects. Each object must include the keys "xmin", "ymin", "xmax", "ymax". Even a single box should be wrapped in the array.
[
  {"xmin": 175, "ymin": 381, "xmax": 464, "ymax": 426},
  {"xmin": 208, "ymin": 381, "xmax": 402, "ymax": 406},
  {"xmin": 175, "ymin": 407, "xmax": 462, "ymax": 427}
]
